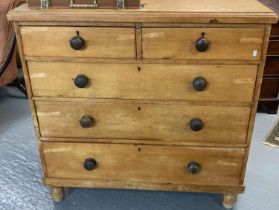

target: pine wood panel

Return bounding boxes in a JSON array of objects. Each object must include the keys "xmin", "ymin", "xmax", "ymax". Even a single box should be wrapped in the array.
[
  {"xmin": 40, "ymin": 137, "xmax": 248, "ymax": 148},
  {"xmin": 25, "ymin": 56, "xmax": 261, "ymax": 65},
  {"xmin": 20, "ymin": 27, "xmax": 136, "ymax": 58},
  {"xmin": 44, "ymin": 177, "xmax": 245, "ymax": 194},
  {"xmin": 12, "ymin": 22, "xmax": 48, "ymax": 176},
  {"xmin": 42, "ymin": 142, "xmax": 245, "ymax": 185},
  {"xmin": 7, "ymin": 3, "xmax": 278, "ymax": 24},
  {"xmin": 35, "ymin": 101, "xmax": 251, "ymax": 144},
  {"xmin": 240, "ymin": 25, "xmax": 271, "ymax": 182},
  {"xmin": 44, "ymin": 177, "xmax": 245, "ymax": 193},
  {"xmin": 28, "ymin": 62, "xmax": 258, "ymax": 102},
  {"xmin": 143, "ymin": 27, "xmax": 265, "ymax": 60},
  {"xmin": 33, "ymin": 97, "xmax": 252, "ymax": 107}
]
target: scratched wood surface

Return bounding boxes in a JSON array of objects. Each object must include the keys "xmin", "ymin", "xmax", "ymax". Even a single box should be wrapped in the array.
[
  {"xmin": 35, "ymin": 100, "xmax": 251, "ymax": 144},
  {"xmin": 42, "ymin": 142, "xmax": 245, "ymax": 185},
  {"xmin": 7, "ymin": 2, "xmax": 278, "ymax": 24},
  {"xmin": 20, "ymin": 27, "xmax": 136, "ymax": 58},
  {"xmin": 28, "ymin": 62, "xmax": 258, "ymax": 102},
  {"xmin": 142, "ymin": 27, "xmax": 265, "ymax": 60}
]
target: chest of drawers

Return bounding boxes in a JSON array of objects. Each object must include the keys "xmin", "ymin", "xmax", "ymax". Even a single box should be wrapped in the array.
[{"xmin": 8, "ymin": 0, "xmax": 277, "ymax": 208}]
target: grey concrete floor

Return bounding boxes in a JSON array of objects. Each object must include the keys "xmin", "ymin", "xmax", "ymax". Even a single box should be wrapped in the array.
[{"xmin": 0, "ymin": 86, "xmax": 278, "ymax": 210}]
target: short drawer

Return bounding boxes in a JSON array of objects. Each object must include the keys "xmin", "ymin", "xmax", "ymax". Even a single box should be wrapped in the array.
[
  {"xmin": 36, "ymin": 100, "xmax": 251, "ymax": 144},
  {"xmin": 42, "ymin": 142, "xmax": 244, "ymax": 186},
  {"xmin": 271, "ymin": 24, "xmax": 279, "ymax": 36},
  {"xmin": 142, "ymin": 27, "xmax": 264, "ymax": 60},
  {"xmin": 29, "ymin": 62, "xmax": 257, "ymax": 102},
  {"xmin": 20, "ymin": 27, "xmax": 136, "ymax": 58},
  {"xmin": 264, "ymin": 56, "xmax": 279, "ymax": 76}
]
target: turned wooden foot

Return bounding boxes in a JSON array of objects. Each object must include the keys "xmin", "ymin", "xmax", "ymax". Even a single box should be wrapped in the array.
[
  {"xmin": 223, "ymin": 193, "xmax": 238, "ymax": 209},
  {"xmin": 50, "ymin": 186, "xmax": 64, "ymax": 202}
]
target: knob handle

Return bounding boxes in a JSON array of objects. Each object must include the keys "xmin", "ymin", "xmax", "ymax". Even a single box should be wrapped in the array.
[
  {"xmin": 187, "ymin": 162, "xmax": 201, "ymax": 175},
  {"xmin": 196, "ymin": 33, "xmax": 209, "ymax": 52},
  {"xmin": 80, "ymin": 115, "xmax": 94, "ymax": 128},
  {"xmin": 84, "ymin": 158, "xmax": 97, "ymax": 171},
  {"xmin": 190, "ymin": 118, "xmax": 204, "ymax": 131},
  {"xmin": 70, "ymin": 32, "xmax": 85, "ymax": 50},
  {"xmin": 74, "ymin": 74, "xmax": 89, "ymax": 88},
  {"xmin": 192, "ymin": 77, "xmax": 207, "ymax": 91}
]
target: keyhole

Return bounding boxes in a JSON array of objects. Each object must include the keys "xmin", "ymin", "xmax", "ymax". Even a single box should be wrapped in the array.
[
  {"xmin": 76, "ymin": 31, "xmax": 80, "ymax": 36},
  {"xmin": 138, "ymin": 67, "xmax": 141, "ymax": 72},
  {"xmin": 138, "ymin": 148, "xmax": 141, "ymax": 152},
  {"xmin": 138, "ymin": 107, "xmax": 141, "ymax": 111},
  {"xmin": 201, "ymin": 32, "xmax": 205, "ymax": 37}
]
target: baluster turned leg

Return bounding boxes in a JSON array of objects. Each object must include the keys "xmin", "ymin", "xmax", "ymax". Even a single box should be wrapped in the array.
[{"xmin": 50, "ymin": 186, "xmax": 64, "ymax": 202}]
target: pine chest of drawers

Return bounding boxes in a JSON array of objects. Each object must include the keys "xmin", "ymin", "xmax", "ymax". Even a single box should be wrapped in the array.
[{"xmin": 8, "ymin": 0, "xmax": 277, "ymax": 208}]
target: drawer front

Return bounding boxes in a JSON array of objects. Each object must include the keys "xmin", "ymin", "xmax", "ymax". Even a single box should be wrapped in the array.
[
  {"xmin": 36, "ymin": 101, "xmax": 251, "ymax": 144},
  {"xmin": 260, "ymin": 78, "xmax": 279, "ymax": 98},
  {"xmin": 267, "ymin": 40, "xmax": 279, "ymax": 55},
  {"xmin": 42, "ymin": 142, "xmax": 244, "ymax": 185},
  {"xmin": 264, "ymin": 56, "xmax": 279, "ymax": 76},
  {"xmin": 29, "ymin": 62, "xmax": 257, "ymax": 102},
  {"xmin": 142, "ymin": 28, "xmax": 264, "ymax": 60},
  {"xmin": 271, "ymin": 24, "xmax": 279, "ymax": 36},
  {"xmin": 20, "ymin": 27, "xmax": 136, "ymax": 58}
]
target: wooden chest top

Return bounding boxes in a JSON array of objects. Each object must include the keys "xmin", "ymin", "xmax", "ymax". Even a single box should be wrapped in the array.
[{"xmin": 8, "ymin": 0, "xmax": 278, "ymax": 24}]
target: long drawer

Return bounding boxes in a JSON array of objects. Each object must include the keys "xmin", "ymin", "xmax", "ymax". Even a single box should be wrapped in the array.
[
  {"xmin": 42, "ymin": 142, "xmax": 244, "ymax": 185},
  {"xmin": 20, "ymin": 27, "xmax": 136, "ymax": 58},
  {"xmin": 36, "ymin": 100, "xmax": 251, "ymax": 144},
  {"xmin": 142, "ymin": 27, "xmax": 264, "ymax": 60},
  {"xmin": 29, "ymin": 62, "xmax": 257, "ymax": 102}
]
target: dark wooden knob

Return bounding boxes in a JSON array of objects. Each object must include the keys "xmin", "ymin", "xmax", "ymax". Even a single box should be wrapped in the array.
[
  {"xmin": 196, "ymin": 33, "xmax": 209, "ymax": 52},
  {"xmin": 187, "ymin": 162, "xmax": 201, "ymax": 175},
  {"xmin": 192, "ymin": 77, "xmax": 207, "ymax": 91},
  {"xmin": 80, "ymin": 115, "xmax": 94, "ymax": 128},
  {"xmin": 70, "ymin": 34, "xmax": 85, "ymax": 50},
  {"xmin": 190, "ymin": 118, "xmax": 204, "ymax": 131},
  {"xmin": 74, "ymin": 74, "xmax": 89, "ymax": 88},
  {"xmin": 84, "ymin": 158, "xmax": 97, "ymax": 171}
]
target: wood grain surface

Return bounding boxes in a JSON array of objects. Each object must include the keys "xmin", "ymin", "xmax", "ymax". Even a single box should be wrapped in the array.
[
  {"xmin": 20, "ymin": 27, "xmax": 136, "ymax": 58},
  {"xmin": 142, "ymin": 27, "xmax": 265, "ymax": 60},
  {"xmin": 42, "ymin": 142, "xmax": 245, "ymax": 185},
  {"xmin": 7, "ymin": 2, "xmax": 278, "ymax": 24},
  {"xmin": 35, "ymin": 100, "xmax": 251, "ymax": 144},
  {"xmin": 28, "ymin": 62, "xmax": 258, "ymax": 102}
]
